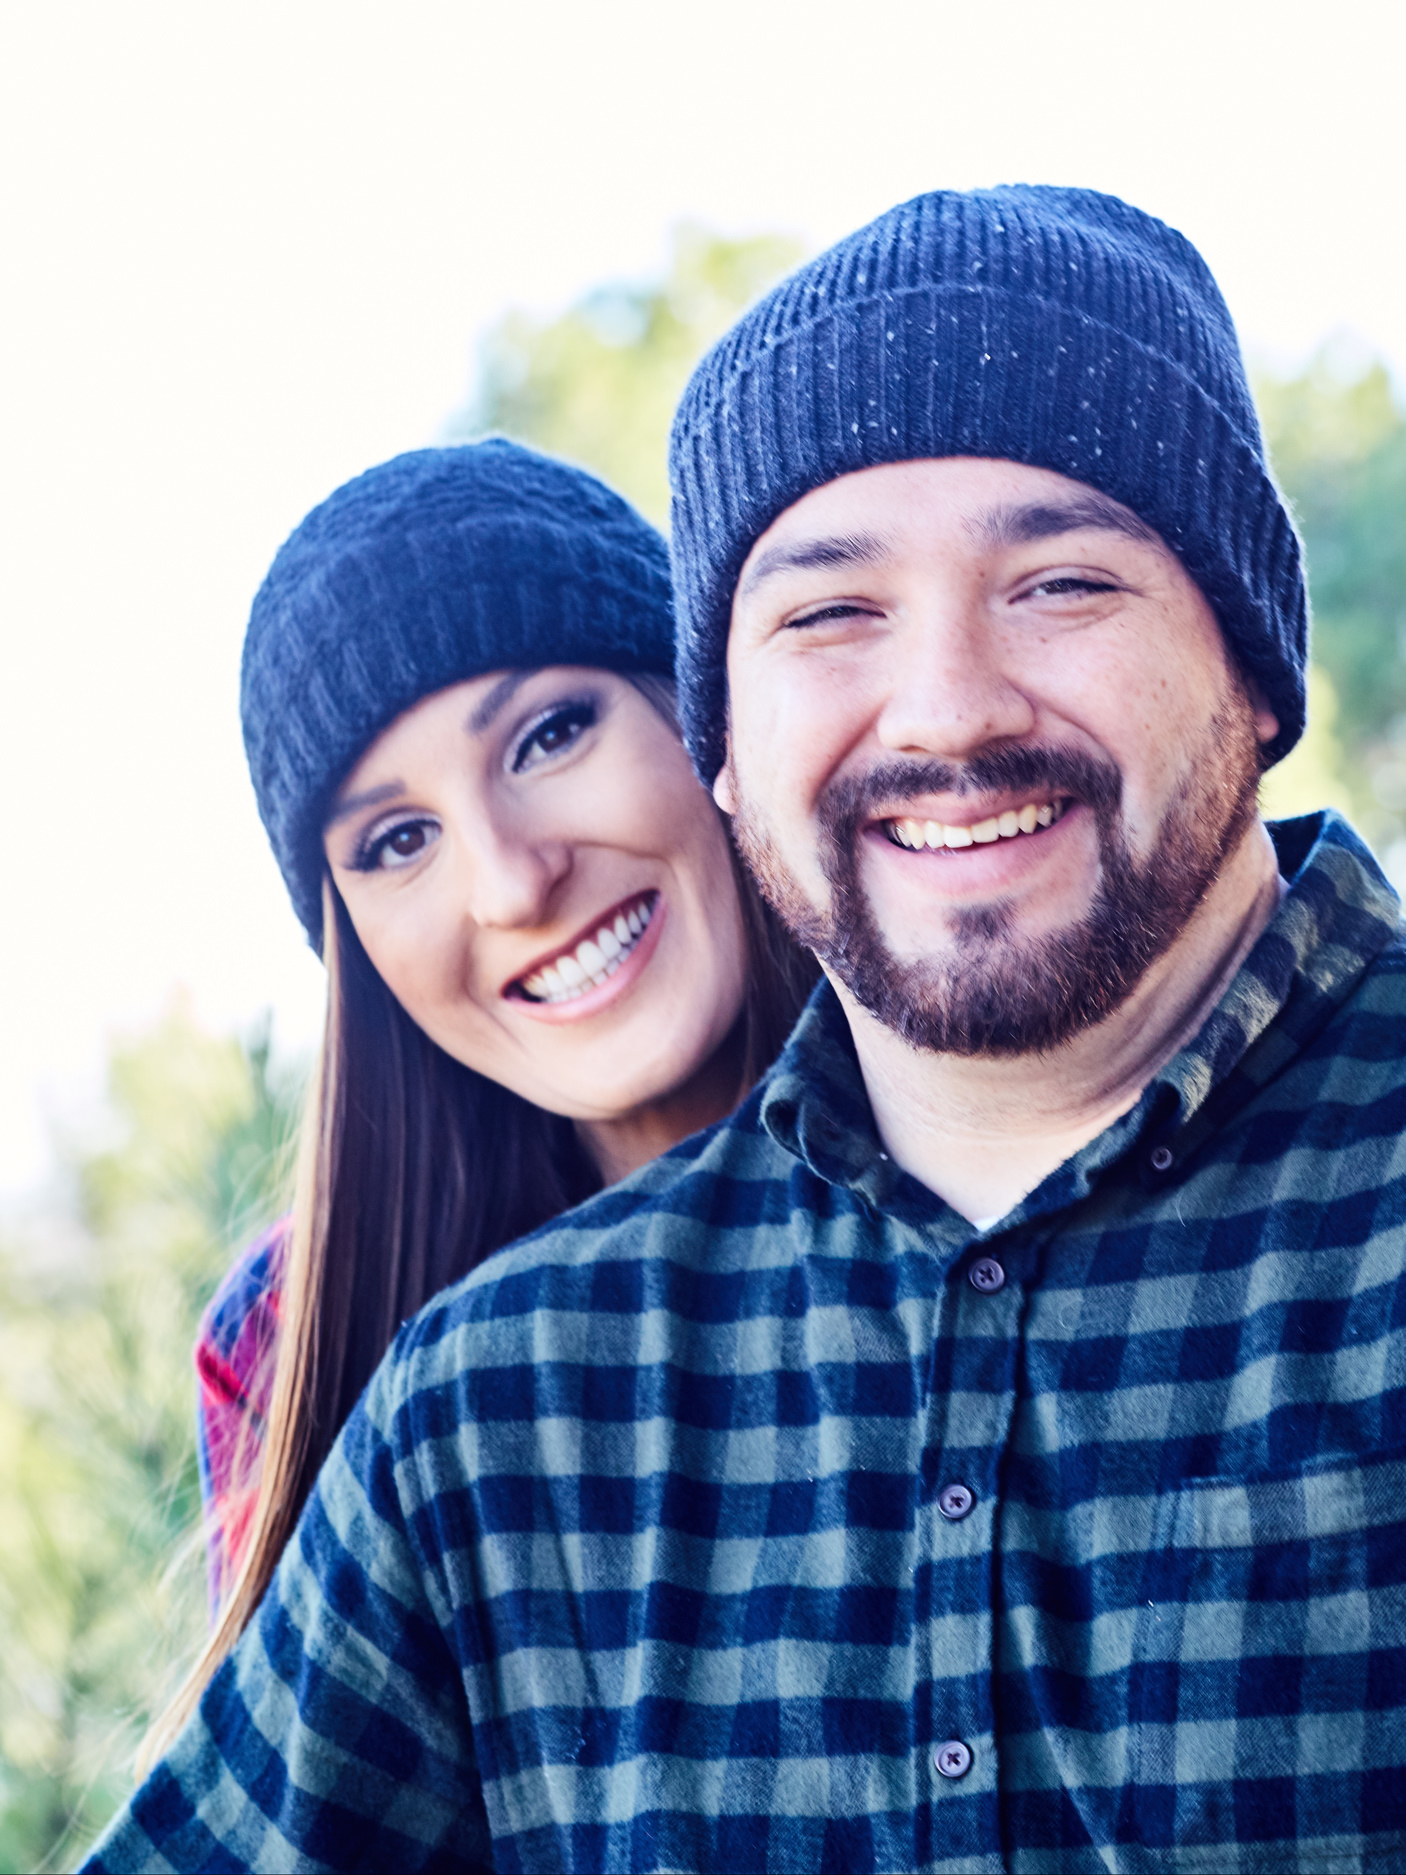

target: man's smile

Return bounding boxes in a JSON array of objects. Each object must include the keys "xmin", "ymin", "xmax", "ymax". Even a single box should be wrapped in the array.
[{"xmin": 883, "ymin": 796, "xmax": 1070, "ymax": 851}]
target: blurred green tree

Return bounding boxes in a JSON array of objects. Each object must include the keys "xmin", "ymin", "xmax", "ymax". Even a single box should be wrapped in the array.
[
  {"xmin": 1256, "ymin": 343, "xmax": 1406, "ymax": 848},
  {"xmin": 447, "ymin": 221, "xmax": 804, "ymax": 525},
  {"xmin": 0, "ymin": 1006, "xmax": 299, "ymax": 1871}
]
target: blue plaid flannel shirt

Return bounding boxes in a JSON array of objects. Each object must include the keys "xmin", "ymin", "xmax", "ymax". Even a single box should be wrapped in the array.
[{"xmin": 87, "ymin": 812, "xmax": 1406, "ymax": 1873}]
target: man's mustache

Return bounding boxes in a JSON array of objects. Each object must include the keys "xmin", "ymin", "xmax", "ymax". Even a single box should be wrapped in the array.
[{"xmin": 817, "ymin": 747, "xmax": 1124, "ymax": 863}]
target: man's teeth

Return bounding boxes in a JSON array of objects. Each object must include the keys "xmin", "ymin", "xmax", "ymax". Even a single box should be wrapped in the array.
[
  {"xmin": 520, "ymin": 896, "xmax": 656, "ymax": 1004},
  {"xmin": 887, "ymin": 800, "xmax": 1063, "ymax": 851}
]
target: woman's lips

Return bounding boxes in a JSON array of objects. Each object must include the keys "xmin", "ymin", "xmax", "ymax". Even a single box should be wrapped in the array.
[{"xmin": 508, "ymin": 891, "xmax": 661, "ymax": 1009}]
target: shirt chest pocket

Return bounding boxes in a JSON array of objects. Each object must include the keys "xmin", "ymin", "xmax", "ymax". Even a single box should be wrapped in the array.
[{"xmin": 1129, "ymin": 1449, "xmax": 1406, "ymax": 1862}]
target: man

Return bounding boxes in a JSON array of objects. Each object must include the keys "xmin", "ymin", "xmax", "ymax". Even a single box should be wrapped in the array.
[{"xmin": 89, "ymin": 189, "xmax": 1406, "ymax": 1873}]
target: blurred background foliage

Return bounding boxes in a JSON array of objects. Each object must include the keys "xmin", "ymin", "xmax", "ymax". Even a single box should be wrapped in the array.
[
  {"xmin": 0, "ymin": 1012, "xmax": 299, "ymax": 1869},
  {"xmin": 3, "ymin": 228, "xmax": 1404, "ymax": 1868},
  {"xmin": 446, "ymin": 221, "xmax": 804, "ymax": 526},
  {"xmin": 1256, "ymin": 342, "xmax": 1406, "ymax": 852}
]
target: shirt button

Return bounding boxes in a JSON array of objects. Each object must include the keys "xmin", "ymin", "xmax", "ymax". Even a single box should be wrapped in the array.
[
  {"xmin": 938, "ymin": 1482, "xmax": 975, "ymax": 1521},
  {"xmin": 1149, "ymin": 1145, "xmax": 1174, "ymax": 1172},
  {"xmin": 968, "ymin": 1256, "xmax": 1006, "ymax": 1293},
  {"xmin": 933, "ymin": 1738, "xmax": 973, "ymax": 1780}
]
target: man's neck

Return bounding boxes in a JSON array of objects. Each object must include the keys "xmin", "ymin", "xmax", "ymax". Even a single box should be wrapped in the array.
[{"xmin": 838, "ymin": 821, "xmax": 1285, "ymax": 1224}]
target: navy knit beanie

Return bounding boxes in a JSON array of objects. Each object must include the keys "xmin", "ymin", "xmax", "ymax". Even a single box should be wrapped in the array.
[
  {"xmin": 242, "ymin": 440, "xmax": 674, "ymax": 948},
  {"xmin": 669, "ymin": 185, "xmax": 1308, "ymax": 785}
]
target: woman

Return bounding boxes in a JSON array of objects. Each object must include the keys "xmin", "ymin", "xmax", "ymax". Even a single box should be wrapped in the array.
[{"xmin": 167, "ymin": 438, "xmax": 816, "ymax": 1751}]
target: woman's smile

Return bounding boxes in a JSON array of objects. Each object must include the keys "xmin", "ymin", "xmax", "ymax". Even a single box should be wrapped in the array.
[{"xmin": 509, "ymin": 889, "xmax": 664, "ymax": 1017}]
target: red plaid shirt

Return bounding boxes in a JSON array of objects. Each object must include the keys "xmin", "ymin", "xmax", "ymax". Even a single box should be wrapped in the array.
[{"xmin": 193, "ymin": 1219, "xmax": 288, "ymax": 1609}]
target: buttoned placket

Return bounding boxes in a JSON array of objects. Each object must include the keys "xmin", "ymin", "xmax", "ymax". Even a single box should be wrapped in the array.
[{"xmin": 909, "ymin": 1220, "xmax": 1028, "ymax": 1866}]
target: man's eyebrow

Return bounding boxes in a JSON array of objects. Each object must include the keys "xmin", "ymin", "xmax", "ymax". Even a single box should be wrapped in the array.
[
  {"xmin": 972, "ymin": 495, "xmax": 1159, "ymax": 550},
  {"xmin": 466, "ymin": 669, "xmax": 533, "ymax": 735},
  {"xmin": 738, "ymin": 531, "xmax": 889, "ymax": 597},
  {"xmin": 325, "ymin": 781, "xmax": 405, "ymax": 828}
]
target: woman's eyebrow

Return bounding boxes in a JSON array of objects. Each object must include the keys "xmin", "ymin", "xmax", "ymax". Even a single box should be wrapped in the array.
[
  {"xmin": 466, "ymin": 670, "xmax": 533, "ymax": 735},
  {"xmin": 326, "ymin": 781, "xmax": 404, "ymax": 828},
  {"xmin": 738, "ymin": 531, "xmax": 889, "ymax": 598}
]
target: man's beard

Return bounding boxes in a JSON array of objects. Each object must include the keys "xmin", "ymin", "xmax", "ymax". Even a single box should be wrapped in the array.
[{"xmin": 730, "ymin": 707, "xmax": 1264, "ymax": 1057}]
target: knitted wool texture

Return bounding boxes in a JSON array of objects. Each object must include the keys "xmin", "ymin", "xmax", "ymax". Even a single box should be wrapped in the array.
[
  {"xmin": 241, "ymin": 441, "xmax": 674, "ymax": 947},
  {"xmin": 668, "ymin": 185, "xmax": 1308, "ymax": 786}
]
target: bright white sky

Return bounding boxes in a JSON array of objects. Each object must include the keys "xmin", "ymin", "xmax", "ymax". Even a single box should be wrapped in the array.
[{"xmin": 1, "ymin": 0, "xmax": 1403, "ymax": 1196}]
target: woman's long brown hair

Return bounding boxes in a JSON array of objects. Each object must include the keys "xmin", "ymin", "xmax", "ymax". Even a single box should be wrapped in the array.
[{"xmin": 144, "ymin": 681, "xmax": 817, "ymax": 1763}]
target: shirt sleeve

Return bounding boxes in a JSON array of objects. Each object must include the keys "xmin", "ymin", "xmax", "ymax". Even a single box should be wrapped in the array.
[
  {"xmin": 84, "ymin": 1363, "xmax": 493, "ymax": 1873},
  {"xmin": 195, "ymin": 1222, "xmax": 289, "ymax": 1613}
]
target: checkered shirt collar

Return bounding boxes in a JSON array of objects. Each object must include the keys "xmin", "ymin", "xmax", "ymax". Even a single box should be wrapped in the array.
[{"xmin": 760, "ymin": 811, "xmax": 1401, "ymax": 1237}]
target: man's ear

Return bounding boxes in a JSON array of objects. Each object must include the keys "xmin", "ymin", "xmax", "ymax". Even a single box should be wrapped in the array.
[
  {"xmin": 712, "ymin": 755, "xmax": 738, "ymax": 816},
  {"xmin": 1246, "ymin": 676, "xmax": 1280, "ymax": 749}
]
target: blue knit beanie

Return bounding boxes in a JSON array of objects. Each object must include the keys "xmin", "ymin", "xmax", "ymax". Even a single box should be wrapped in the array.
[
  {"xmin": 669, "ymin": 185, "xmax": 1308, "ymax": 785},
  {"xmin": 242, "ymin": 440, "xmax": 674, "ymax": 947}
]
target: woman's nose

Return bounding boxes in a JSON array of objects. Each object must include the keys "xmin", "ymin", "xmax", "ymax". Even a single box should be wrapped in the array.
[
  {"xmin": 450, "ymin": 815, "xmax": 571, "ymax": 931},
  {"xmin": 873, "ymin": 606, "xmax": 1036, "ymax": 759}
]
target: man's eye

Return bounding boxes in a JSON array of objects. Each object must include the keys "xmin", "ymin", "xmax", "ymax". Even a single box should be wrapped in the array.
[
  {"xmin": 512, "ymin": 701, "xmax": 596, "ymax": 772},
  {"xmin": 1024, "ymin": 577, "xmax": 1121, "ymax": 598},
  {"xmin": 357, "ymin": 820, "xmax": 438, "ymax": 871},
  {"xmin": 786, "ymin": 602, "xmax": 883, "ymax": 630}
]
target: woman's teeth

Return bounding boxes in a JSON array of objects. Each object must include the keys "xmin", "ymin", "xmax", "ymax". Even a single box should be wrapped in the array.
[
  {"xmin": 518, "ymin": 894, "xmax": 657, "ymax": 1004},
  {"xmin": 887, "ymin": 799, "xmax": 1064, "ymax": 851}
]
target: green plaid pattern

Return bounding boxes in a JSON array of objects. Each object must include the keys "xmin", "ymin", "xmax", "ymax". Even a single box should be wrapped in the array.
[{"xmin": 86, "ymin": 812, "xmax": 1406, "ymax": 1872}]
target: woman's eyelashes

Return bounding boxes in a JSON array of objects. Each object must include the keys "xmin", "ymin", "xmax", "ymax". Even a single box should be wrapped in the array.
[
  {"xmin": 509, "ymin": 697, "xmax": 599, "ymax": 773},
  {"xmin": 341, "ymin": 695, "xmax": 601, "ymax": 871},
  {"xmin": 351, "ymin": 816, "xmax": 441, "ymax": 872}
]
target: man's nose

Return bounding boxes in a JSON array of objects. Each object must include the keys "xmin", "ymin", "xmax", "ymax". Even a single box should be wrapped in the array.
[{"xmin": 872, "ymin": 604, "xmax": 1036, "ymax": 759}]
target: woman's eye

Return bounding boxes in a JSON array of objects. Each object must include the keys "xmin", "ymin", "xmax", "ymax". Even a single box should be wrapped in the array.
[
  {"xmin": 512, "ymin": 701, "xmax": 596, "ymax": 772},
  {"xmin": 358, "ymin": 819, "xmax": 438, "ymax": 870}
]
